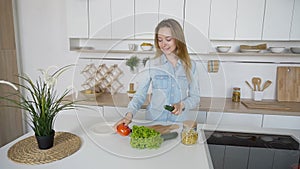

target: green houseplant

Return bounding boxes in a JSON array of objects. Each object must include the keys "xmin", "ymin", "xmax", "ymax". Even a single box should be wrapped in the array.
[
  {"xmin": 126, "ymin": 55, "xmax": 140, "ymax": 73},
  {"xmin": 0, "ymin": 65, "xmax": 77, "ymax": 149}
]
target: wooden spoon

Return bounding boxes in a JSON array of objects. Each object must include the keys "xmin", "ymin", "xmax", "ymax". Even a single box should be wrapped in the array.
[
  {"xmin": 262, "ymin": 80, "xmax": 272, "ymax": 91},
  {"xmin": 256, "ymin": 77, "xmax": 262, "ymax": 91},
  {"xmin": 252, "ymin": 77, "xmax": 257, "ymax": 91},
  {"xmin": 252, "ymin": 77, "xmax": 262, "ymax": 91}
]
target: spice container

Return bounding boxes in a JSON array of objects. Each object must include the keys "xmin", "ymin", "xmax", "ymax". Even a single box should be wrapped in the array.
[
  {"xmin": 232, "ymin": 87, "xmax": 241, "ymax": 102},
  {"xmin": 181, "ymin": 120, "xmax": 198, "ymax": 145}
]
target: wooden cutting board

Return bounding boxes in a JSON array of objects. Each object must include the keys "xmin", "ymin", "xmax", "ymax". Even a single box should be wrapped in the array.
[
  {"xmin": 241, "ymin": 101, "xmax": 291, "ymax": 111},
  {"xmin": 146, "ymin": 124, "xmax": 179, "ymax": 134},
  {"xmin": 277, "ymin": 67, "xmax": 300, "ymax": 102}
]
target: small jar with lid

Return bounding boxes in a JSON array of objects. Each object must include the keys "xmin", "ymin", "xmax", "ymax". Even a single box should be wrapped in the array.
[
  {"xmin": 232, "ymin": 87, "xmax": 241, "ymax": 102},
  {"xmin": 181, "ymin": 120, "xmax": 198, "ymax": 145}
]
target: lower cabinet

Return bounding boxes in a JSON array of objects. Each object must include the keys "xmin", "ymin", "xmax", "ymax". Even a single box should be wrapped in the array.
[
  {"xmin": 103, "ymin": 106, "xmax": 146, "ymax": 120},
  {"xmin": 208, "ymin": 145, "xmax": 300, "ymax": 169},
  {"xmin": 223, "ymin": 146, "xmax": 249, "ymax": 169},
  {"xmin": 248, "ymin": 147, "xmax": 274, "ymax": 169},
  {"xmin": 186, "ymin": 111, "xmax": 206, "ymax": 123},
  {"xmin": 272, "ymin": 149, "xmax": 300, "ymax": 169},
  {"xmin": 208, "ymin": 144, "xmax": 225, "ymax": 169}
]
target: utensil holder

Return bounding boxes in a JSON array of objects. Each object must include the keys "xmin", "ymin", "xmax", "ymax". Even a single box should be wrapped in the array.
[{"xmin": 253, "ymin": 91, "xmax": 263, "ymax": 101}]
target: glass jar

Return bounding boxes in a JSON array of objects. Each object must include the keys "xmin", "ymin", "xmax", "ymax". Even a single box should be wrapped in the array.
[
  {"xmin": 232, "ymin": 87, "xmax": 241, "ymax": 102},
  {"xmin": 181, "ymin": 120, "xmax": 198, "ymax": 145}
]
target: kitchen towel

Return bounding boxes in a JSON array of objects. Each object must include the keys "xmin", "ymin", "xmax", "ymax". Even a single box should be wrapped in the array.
[{"xmin": 207, "ymin": 60, "xmax": 219, "ymax": 73}]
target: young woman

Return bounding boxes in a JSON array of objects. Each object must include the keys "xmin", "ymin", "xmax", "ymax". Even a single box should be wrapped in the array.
[{"xmin": 114, "ymin": 18, "xmax": 200, "ymax": 128}]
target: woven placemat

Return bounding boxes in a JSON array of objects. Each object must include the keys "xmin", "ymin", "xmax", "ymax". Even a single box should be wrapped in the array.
[{"xmin": 7, "ymin": 132, "xmax": 81, "ymax": 165}]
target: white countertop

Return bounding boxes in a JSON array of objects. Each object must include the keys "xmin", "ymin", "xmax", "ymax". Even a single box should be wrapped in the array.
[{"xmin": 1, "ymin": 108, "xmax": 300, "ymax": 169}]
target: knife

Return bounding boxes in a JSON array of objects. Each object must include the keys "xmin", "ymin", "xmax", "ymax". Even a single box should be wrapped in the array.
[{"xmin": 161, "ymin": 132, "xmax": 179, "ymax": 141}]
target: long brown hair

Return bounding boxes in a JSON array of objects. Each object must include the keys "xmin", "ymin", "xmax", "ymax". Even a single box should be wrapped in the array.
[{"xmin": 154, "ymin": 19, "xmax": 192, "ymax": 82}]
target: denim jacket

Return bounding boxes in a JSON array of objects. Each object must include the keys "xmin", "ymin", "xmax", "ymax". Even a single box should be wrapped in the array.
[{"xmin": 127, "ymin": 54, "xmax": 200, "ymax": 122}]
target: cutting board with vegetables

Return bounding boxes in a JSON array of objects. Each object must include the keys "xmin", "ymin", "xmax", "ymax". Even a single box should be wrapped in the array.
[{"xmin": 277, "ymin": 67, "xmax": 300, "ymax": 102}]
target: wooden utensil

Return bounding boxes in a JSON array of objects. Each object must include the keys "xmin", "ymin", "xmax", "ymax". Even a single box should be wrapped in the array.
[
  {"xmin": 245, "ymin": 80, "xmax": 253, "ymax": 91},
  {"xmin": 262, "ymin": 80, "xmax": 272, "ymax": 91},
  {"xmin": 252, "ymin": 77, "xmax": 260, "ymax": 91},
  {"xmin": 252, "ymin": 78, "xmax": 257, "ymax": 91},
  {"xmin": 257, "ymin": 77, "xmax": 262, "ymax": 91},
  {"xmin": 277, "ymin": 67, "xmax": 300, "ymax": 102}
]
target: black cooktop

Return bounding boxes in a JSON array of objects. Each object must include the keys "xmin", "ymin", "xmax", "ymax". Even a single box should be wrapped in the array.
[{"xmin": 204, "ymin": 130, "xmax": 300, "ymax": 150}]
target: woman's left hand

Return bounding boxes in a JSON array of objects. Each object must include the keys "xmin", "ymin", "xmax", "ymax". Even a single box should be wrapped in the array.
[{"xmin": 171, "ymin": 102, "xmax": 185, "ymax": 115}]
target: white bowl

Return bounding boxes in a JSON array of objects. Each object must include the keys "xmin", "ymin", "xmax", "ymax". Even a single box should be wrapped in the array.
[
  {"xmin": 140, "ymin": 43, "xmax": 153, "ymax": 51},
  {"xmin": 269, "ymin": 47, "xmax": 285, "ymax": 53},
  {"xmin": 290, "ymin": 47, "xmax": 300, "ymax": 54},
  {"xmin": 216, "ymin": 46, "xmax": 231, "ymax": 53}
]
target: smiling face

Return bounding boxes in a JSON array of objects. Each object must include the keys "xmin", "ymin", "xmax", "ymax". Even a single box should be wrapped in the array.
[{"xmin": 157, "ymin": 27, "xmax": 177, "ymax": 56}]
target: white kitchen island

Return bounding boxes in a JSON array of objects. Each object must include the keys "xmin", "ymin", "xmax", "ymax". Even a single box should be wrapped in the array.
[
  {"xmin": 1, "ymin": 107, "xmax": 300, "ymax": 169},
  {"xmin": 0, "ymin": 108, "xmax": 212, "ymax": 169}
]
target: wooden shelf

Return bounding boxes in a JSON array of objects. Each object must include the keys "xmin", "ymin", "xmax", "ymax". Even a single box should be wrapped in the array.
[
  {"xmin": 71, "ymin": 49, "xmax": 155, "ymax": 54},
  {"xmin": 71, "ymin": 49, "xmax": 300, "ymax": 57}
]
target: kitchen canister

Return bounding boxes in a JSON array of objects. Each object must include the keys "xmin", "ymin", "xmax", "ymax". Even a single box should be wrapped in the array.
[
  {"xmin": 232, "ymin": 87, "xmax": 241, "ymax": 102},
  {"xmin": 181, "ymin": 120, "xmax": 198, "ymax": 145}
]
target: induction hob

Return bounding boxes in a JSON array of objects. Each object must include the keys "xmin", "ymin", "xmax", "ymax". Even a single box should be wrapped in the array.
[{"xmin": 204, "ymin": 130, "xmax": 299, "ymax": 150}]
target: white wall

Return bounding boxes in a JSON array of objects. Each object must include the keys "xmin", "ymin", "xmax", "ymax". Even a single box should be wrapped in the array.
[{"xmin": 15, "ymin": 0, "xmax": 77, "ymax": 93}]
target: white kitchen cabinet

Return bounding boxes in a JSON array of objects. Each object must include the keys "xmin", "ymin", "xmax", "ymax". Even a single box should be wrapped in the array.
[
  {"xmin": 290, "ymin": 0, "xmax": 300, "ymax": 40},
  {"xmin": 135, "ymin": 0, "xmax": 159, "ymax": 39},
  {"xmin": 235, "ymin": 0, "xmax": 265, "ymax": 40},
  {"xmin": 223, "ymin": 146, "xmax": 249, "ymax": 169},
  {"xmin": 89, "ymin": 0, "xmax": 111, "ymax": 39},
  {"xmin": 262, "ymin": 115, "xmax": 300, "ymax": 130},
  {"xmin": 159, "ymin": 0, "xmax": 185, "ymax": 26},
  {"xmin": 66, "ymin": 0, "xmax": 89, "ymax": 38},
  {"xmin": 262, "ymin": 0, "xmax": 294, "ymax": 40},
  {"xmin": 111, "ymin": 0, "xmax": 134, "ymax": 39},
  {"xmin": 103, "ymin": 106, "xmax": 146, "ymax": 121},
  {"xmin": 206, "ymin": 112, "xmax": 263, "ymax": 128},
  {"xmin": 186, "ymin": 111, "xmax": 206, "ymax": 124},
  {"xmin": 209, "ymin": 0, "xmax": 238, "ymax": 40},
  {"xmin": 184, "ymin": 0, "xmax": 211, "ymax": 53}
]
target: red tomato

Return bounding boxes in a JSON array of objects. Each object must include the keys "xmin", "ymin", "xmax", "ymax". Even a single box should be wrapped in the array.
[{"xmin": 116, "ymin": 123, "xmax": 131, "ymax": 136}]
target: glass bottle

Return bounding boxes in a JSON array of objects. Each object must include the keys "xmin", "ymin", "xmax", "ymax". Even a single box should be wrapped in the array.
[
  {"xmin": 181, "ymin": 120, "xmax": 198, "ymax": 145},
  {"xmin": 232, "ymin": 87, "xmax": 241, "ymax": 102}
]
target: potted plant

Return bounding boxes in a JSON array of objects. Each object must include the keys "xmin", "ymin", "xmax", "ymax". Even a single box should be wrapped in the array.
[
  {"xmin": 126, "ymin": 55, "xmax": 140, "ymax": 73},
  {"xmin": 0, "ymin": 65, "xmax": 77, "ymax": 149}
]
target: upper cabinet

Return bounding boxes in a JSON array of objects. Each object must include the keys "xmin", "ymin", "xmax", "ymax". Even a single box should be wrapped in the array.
[
  {"xmin": 135, "ymin": 0, "xmax": 159, "ymax": 39},
  {"xmin": 262, "ymin": 0, "xmax": 294, "ymax": 40},
  {"xmin": 290, "ymin": 0, "xmax": 300, "ymax": 40},
  {"xmin": 159, "ymin": 0, "xmax": 185, "ymax": 25},
  {"xmin": 184, "ymin": 0, "xmax": 211, "ymax": 53},
  {"xmin": 66, "ymin": 0, "xmax": 89, "ymax": 38},
  {"xmin": 111, "ymin": 0, "xmax": 134, "ymax": 39},
  {"xmin": 66, "ymin": 0, "xmax": 300, "ymax": 42},
  {"xmin": 89, "ymin": 0, "xmax": 111, "ymax": 39},
  {"xmin": 235, "ymin": 0, "xmax": 265, "ymax": 40},
  {"xmin": 209, "ymin": 0, "xmax": 238, "ymax": 40}
]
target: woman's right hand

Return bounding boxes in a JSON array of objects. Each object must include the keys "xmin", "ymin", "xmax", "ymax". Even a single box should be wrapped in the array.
[{"xmin": 113, "ymin": 112, "xmax": 133, "ymax": 131}]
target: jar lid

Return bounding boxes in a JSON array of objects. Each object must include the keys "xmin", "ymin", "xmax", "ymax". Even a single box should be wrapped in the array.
[
  {"xmin": 233, "ymin": 87, "xmax": 240, "ymax": 90},
  {"xmin": 183, "ymin": 120, "xmax": 197, "ymax": 128}
]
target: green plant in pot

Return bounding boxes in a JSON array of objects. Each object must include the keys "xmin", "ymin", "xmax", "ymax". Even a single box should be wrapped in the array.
[
  {"xmin": 126, "ymin": 55, "xmax": 140, "ymax": 73},
  {"xmin": 0, "ymin": 65, "xmax": 77, "ymax": 149}
]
